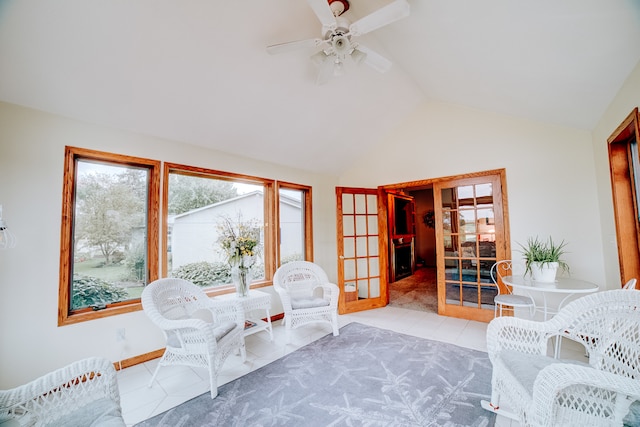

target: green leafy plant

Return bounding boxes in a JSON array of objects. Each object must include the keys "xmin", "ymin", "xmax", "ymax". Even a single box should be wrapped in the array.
[
  {"xmin": 518, "ymin": 236, "xmax": 569, "ymax": 276},
  {"xmin": 216, "ymin": 214, "xmax": 261, "ymax": 268},
  {"xmin": 72, "ymin": 274, "xmax": 129, "ymax": 309},
  {"xmin": 171, "ymin": 261, "xmax": 230, "ymax": 287}
]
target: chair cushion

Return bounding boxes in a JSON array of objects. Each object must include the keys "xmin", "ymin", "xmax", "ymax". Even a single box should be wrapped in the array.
[
  {"xmin": 494, "ymin": 294, "xmax": 533, "ymax": 307},
  {"xmin": 291, "ymin": 297, "xmax": 330, "ymax": 310},
  {"xmin": 43, "ymin": 397, "xmax": 125, "ymax": 427},
  {"xmin": 213, "ymin": 321, "xmax": 238, "ymax": 342},
  {"xmin": 500, "ymin": 349, "xmax": 589, "ymax": 396},
  {"xmin": 624, "ymin": 401, "xmax": 640, "ymax": 427}
]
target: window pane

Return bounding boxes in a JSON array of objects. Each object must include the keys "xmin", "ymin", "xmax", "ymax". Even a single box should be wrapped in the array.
[
  {"xmin": 279, "ymin": 188, "xmax": 305, "ymax": 263},
  {"xmin": 71, "ymin": 161, "xmax": 149, "ymax": 310},
  {"xmin": 167, "ymin": 173, "xmax": 265, "ymax": 287}
]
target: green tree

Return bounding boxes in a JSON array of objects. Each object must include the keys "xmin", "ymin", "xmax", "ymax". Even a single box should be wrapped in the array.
[
  {"xmin": 168, "ymin": 174, "xmax": 238, "ymax": 215},
  {"xmin": 75, "ymin": 170, "xmax": 146, "ymax": 265}
]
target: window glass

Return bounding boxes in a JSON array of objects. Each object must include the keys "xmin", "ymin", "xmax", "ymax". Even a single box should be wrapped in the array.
[
  {"xmin": 279, "ymin": 188, "xmax": 305, "ymax": 264},
  {"xmin": 71, "ymin": 161, "xmax": 150, "ymax": 310},
  {"xmin": 167, "ymin": 172, "xmax": 265, "ymax": 287}
]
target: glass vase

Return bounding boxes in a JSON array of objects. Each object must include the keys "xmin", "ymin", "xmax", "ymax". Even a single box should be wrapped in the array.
[{"xmin": 231, "ymin": 265, "xmax": 251, "ymax": 297}]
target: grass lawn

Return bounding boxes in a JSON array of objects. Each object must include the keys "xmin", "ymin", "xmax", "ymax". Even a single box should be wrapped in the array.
[{"xmin": 74, "ymin": 258, "xmax": 128, "ymax": 282}]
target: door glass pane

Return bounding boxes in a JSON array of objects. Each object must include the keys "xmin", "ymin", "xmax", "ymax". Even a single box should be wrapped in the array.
[
  {"xmin": 355, "ymin": 194, "xmax": 366, "ymax": 214},
  {"xmin": 367, "ymin": 194, "xmax": 377, "ymax": 213},
  {"xmin": 344, "ymin": 259, "xmax": 356, "ymax": 281},
  {"xmin": 370, "ymin": 277, "xmax": 380, "ymax": 298},
  {"xmin": 357, "ymin": 258, "xmax": 368, "ymax": 278},
  {"xmin": 441, "ymin": 188, "xmax": 455, "ymax": 208},
  {"xmin": 344, "ymin": 237, "xmax": 355, "ymax": 258},
  {"xmin": 368, "ymin": 237, "xmax": 378, "ymax": 256},
  {"xmin": 356, "ymin": 236, "xmax": 367, "ymax": 256},
  {"xmin": 356, "ymin": 215, "xmax": 367, "ymax": 235},
  {"xmin": 367, "ymin": 215, "xmax": 378, "ymax": 234},
  {"xmin": 342, "ymin": 194, "xmax": 354, "ymax": 214},
  {"xmin": 343, "ymin": 216, "xmax": 355, "ymax": 236}
]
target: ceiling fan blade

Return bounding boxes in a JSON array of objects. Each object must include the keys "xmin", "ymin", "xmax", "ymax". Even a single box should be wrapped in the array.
[
  {"xmin": 267, "ymin": 38, "xmax": 323, "ymax": 55},
  {"xmin": 306, "ymin": 0, "xmax": 337, "ymax": 33},
  {"xmin": 348, "ymin": 0, "xmax": 410, "ymax": 37},
  {"xmin": 357, "ymin": 45, "xmax": 392, "ymax": 73}
]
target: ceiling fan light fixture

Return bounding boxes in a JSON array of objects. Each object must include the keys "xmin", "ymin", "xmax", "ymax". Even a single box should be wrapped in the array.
[
  {"xmin": 351, "ymin": 48, "xmax": 367, "ymax": 65},
  {"xmin": 310, "ymin": 50, "xmax": 330, "ymax": 67},
  {"xmin": 332, "ymin": 35, "xmax": 351, "ymax": 56}
]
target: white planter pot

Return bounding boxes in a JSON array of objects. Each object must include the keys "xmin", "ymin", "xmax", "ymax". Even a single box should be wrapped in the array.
[{"xmin": 530, "ymin": 262, "xmax": 558, "ymax": 282}]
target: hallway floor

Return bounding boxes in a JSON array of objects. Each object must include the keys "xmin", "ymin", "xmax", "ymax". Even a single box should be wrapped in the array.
[{"xmin": 388, "ymin": 266, "xmax": 438, "ymax": 312}]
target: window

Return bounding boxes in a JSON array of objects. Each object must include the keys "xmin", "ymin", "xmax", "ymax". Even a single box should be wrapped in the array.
[
  {"xmin": 59, "ymin": 150, "xmax": 314, "ymax": 325},
  {"xmin": 277, "ymin": 183, "xmax": 313, "ymax": 265},
  {"xmin": 163, "ymin": 165, "xmax": 313, "ymax": 292},
  {"xmin": 58, "ymin": 147, "xmax": 160, "ymax": 326}
]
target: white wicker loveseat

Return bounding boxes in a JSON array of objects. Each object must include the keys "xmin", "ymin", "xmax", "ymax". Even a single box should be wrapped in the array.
[
  {"xmin": 0, "ymin": 357, "xmax": 125, "ymax": 426},
  {"xmin": 141, "ymin": 278, "xmax": 246, "ymax": 399},
  {"xmin": 482, "ymin": 289, "xmax": 640, "ymax": 426},
  {"xmin": 273, "ymin": 261, "xmax": 340, "ymax": 343}
]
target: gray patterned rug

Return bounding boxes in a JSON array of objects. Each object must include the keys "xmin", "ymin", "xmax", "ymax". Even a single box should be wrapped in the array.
[{"xmin": 135, "ymin": 322, "xmax": 496, "ymax": 427}]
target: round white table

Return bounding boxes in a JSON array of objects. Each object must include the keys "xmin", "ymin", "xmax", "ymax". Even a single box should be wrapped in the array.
[
  {"xmin": 502, "ymin": 275, "xmax": 599, "ymax": 321},
  {"xmin": 503, "ymin": 275, "xmax": 599, "ymax": 357}
]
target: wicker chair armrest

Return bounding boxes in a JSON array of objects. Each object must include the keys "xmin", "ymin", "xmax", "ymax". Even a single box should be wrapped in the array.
[
  {"xmin": 531, "ymin": 364, "xmax": 640, "ymax": 426},
  {"xmin": 0, "ymin": 357, "xmax": 120, "ymax": 424},
  {"xmin": 314, "ymin": 282, "xmax": 340, "ymax": 304},
  {"xmin": 274, "ymin": 287, "xmax": 294, "ymax": 312},
  {"xmin": 486, "ymin": 316, "xmax": 555, "ymax": 361}
]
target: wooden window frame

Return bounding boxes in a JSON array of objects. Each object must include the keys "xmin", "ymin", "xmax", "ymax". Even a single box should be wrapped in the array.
[
  {"xmin": 59, "ymin": 151, "xmax": 315, "ymax": 324},
  {"xmin": 58, "ymin": 147, "xmax": 160, "ymax": 326}
]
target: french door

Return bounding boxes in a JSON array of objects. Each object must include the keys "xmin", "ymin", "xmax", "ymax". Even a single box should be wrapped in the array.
[
  {"xmin": 434, "ymin": 172, "xmax": 509, "ymax": 322},
  {"xmin": 336, "ymin": 187, "xmax": 388, "ymax": 314}
]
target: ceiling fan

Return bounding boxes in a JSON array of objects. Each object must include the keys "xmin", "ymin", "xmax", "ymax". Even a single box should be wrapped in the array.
[{"xmin": 267, "ymin": 0, "xmax": 410, "ymax": 85}]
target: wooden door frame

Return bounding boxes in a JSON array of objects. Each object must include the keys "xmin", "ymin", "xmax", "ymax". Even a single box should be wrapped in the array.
[
  {"xmin": 336, "ymin": 187, "xmax": 389, "ymax": 314},
  {"xmin": 608, "ymin": 107, "xmax": 640, "ymax": 286},
  {"xmin": 381, "ymin": 168, "xmax": 511, "ymax": 321}
]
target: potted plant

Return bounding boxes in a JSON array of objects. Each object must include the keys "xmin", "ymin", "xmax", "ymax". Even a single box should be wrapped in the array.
[{"xmin": 519, "ymin": 236, "xmax": 569, "ymax": 282}]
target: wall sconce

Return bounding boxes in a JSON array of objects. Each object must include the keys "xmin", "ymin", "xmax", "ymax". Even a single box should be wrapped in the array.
[{"xmin": 0, "ymin": 205, "xmax": 17, "ymax": 249}]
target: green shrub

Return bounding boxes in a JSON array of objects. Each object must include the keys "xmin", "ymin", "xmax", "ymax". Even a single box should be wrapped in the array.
[
  {"xmin": 171, "ymin": 261, "xmax": 230, "ymax": 287},
  {"xmin": 124, "ymin": 242, "xmax": 146, "ymax": 282},
  {"xmin": 281, "ymin": 253, "xmax": 303, "ymax": 264},
  {"xmin": 72, "ymin": 274, "xmax": 129, "ymax": 309}
]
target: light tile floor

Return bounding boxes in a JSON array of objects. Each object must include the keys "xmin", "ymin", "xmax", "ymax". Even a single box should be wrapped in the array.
[{"xmin": 118, "ymin": 306, "xmax": 587, "ymax": 426}]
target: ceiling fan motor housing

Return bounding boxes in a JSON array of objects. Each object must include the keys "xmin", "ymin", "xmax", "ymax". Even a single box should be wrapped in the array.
[{"xmin": 328, "ymin": 0, "xmax": 349, "ymax": 16}]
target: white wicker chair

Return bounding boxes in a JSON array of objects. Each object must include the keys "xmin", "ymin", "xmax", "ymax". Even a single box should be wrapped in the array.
[
  {"xmin": 141, "ymin": 278, "xmax": 246, "ymax": 399},
  {"xmin": 623, "ymin": 278, "xmax": 637, "ymax": 290},
  {"xmin": 481, "ymin": 289, "xmax": 640, "ymax": 427},
  {"xmin": 272, "ymin": 261, "xmax": 340, "ymax": 343},
  {"xmin": 490, "ymin": 260, "xmax": 535, "ymax": 317},
  {"xmin": 0, "ymin": 357, "xmax": 125, "ymax": 426}
]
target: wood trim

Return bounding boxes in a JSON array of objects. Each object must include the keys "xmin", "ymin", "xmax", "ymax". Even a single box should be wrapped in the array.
[
  {"xmin": 608, "ymin": 108, "xmax": 640, "ymax": 285},
  {"xmin": 58, "ymin": 147, "xmax": 161, "ymax": 326}
]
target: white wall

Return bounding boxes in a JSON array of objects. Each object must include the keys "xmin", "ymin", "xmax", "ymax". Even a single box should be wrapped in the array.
[
  {"xmin": 339, "ymin": 101, "xmax": 606, "ymax": 291},
  {"xmin": 0, "ymin": 101, "xmax": 338, "ymax": 388},
  {"xmin": 592, "ymin": 59, "xmax": 640, "ymax": 288}
]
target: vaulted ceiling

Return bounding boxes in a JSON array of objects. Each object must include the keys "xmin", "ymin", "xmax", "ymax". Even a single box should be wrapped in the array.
[{"xmin": 1, "ymin": 0, "xmax": 639, "ymax": 175}]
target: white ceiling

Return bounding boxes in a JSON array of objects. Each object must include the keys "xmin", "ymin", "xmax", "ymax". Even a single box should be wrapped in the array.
[{"xmin": 1, "ymin": 0, "xmax": 639, "ymax": 175}]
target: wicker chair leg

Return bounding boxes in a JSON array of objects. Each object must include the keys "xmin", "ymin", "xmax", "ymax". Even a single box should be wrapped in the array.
[
  {"xmin": 332, "ymin": 315, "xmax": 339, "ymax": 336},
  {"xmin": 148, "ymin": 355, "xmax": 165, "ymax": 388}
]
